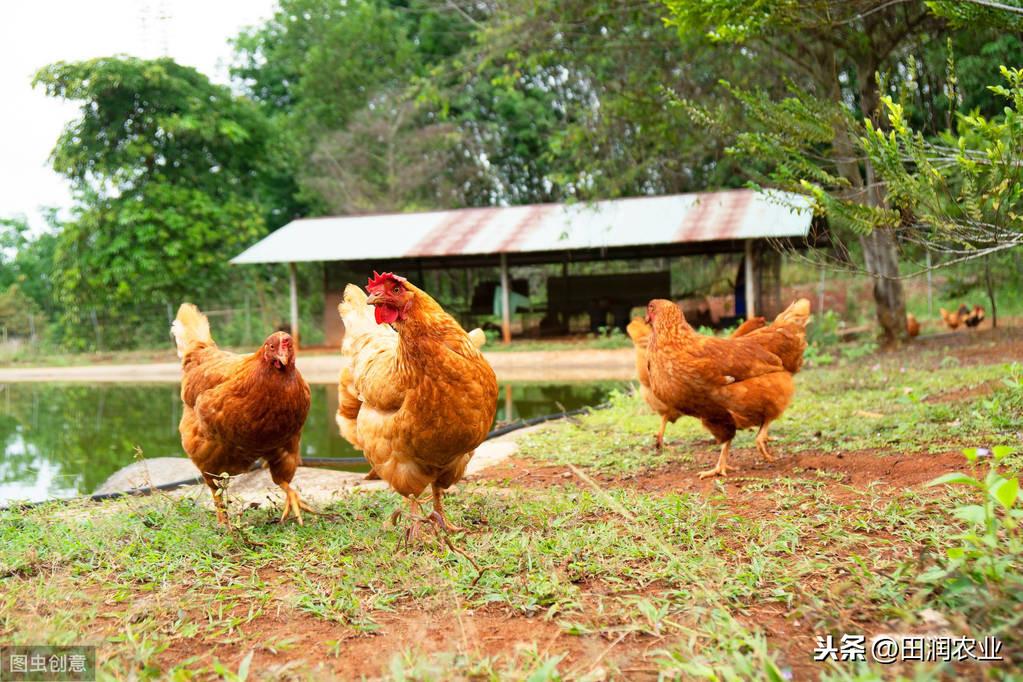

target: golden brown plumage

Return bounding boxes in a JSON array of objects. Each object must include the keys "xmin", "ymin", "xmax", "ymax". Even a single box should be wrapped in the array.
[
  {"xmin": 627, "ymin": 317, "xmax": 681, "ymax": 450},
  {"xmin": 645, "ymin": 298, "xmax": 810, "ymax": 478},
  {"xmin": 735, "ymin": 299, "xmax": 811, "ymax": 374},
  {"xmin": 626, "ymin": 309, "xmax": 798, "ymax": 451},
  {"xmin": 906, "ymin": 312, "xmax": 921, "ymax": 338},
  {"xmin": 336, "ymin": 273, "xmax": 498, "ymax": 539},
  {"xmin": 730, "ymin": 316, "xmax": 766, "ymax": 338},
  {"xmin": 940, "ymin": 304, "xmax": 970, "ymax": 330},
  {"xmin": 172, "ymin": 304, "xmax": 311, "ymax": 525}
]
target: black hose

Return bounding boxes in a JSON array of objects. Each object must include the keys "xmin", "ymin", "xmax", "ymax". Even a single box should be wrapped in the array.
[{"xmin": 2, "ymin": 403, "xmax": 607, "ymax": 512}]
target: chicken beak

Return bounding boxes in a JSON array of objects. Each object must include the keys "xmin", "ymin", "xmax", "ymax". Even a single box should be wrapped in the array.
[
  {"xmin": 275, "ymin": 350, "xmax": 290, "ymax": 366},
  {"xmin": 366, "ymin": 292, "xmax": 382, "ymax": 306}
]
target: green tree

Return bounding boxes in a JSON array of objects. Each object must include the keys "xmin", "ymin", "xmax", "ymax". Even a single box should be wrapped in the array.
[
  {"xmin": 863, "ymin": 66, "xmax": 1023, "ymax": 327},
  {"xmin": 663, "ymin": 0, "xmax": 952, "ymax": 345},
  {"xmin": 0, "ymin": 215, "xmax": 59, "ymax": 322},
  {"xmin": 457, "ymin": 0, "xmax": 770, "ymax": 201},
  {"xmin": 34, "ymin": 57, "xmax": 281, "ymax": 348}
]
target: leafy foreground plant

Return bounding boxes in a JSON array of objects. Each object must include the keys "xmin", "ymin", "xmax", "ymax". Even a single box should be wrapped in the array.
[{"xmin": 921, "ymin": 446, "xmax": 1022, "ymax": 641}]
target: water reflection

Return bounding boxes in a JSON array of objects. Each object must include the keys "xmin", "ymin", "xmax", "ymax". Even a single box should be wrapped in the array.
[{"xmin": 0, "ymin": 381, "xmax": 623, "ymax": 503}]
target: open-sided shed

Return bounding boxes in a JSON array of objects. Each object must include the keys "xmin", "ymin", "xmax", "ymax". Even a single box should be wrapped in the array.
[{"xmin": 231, "ymin": 189, "xmax": 816, "ymax": 344}]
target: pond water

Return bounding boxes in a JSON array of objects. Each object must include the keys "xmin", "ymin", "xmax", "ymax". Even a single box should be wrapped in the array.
[{"xmin": 0, "ymin": 381, "xmax": 624, "ymax": 504}]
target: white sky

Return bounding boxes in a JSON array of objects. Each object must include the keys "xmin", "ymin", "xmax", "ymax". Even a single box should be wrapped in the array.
[{"xmin": 0, "ymin": 0, "xmax": 278, "ymax": 233}]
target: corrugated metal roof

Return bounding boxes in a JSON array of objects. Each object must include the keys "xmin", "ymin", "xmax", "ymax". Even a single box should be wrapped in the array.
[{"xmin": 231, "ymin": 189, "xmax": 812, "ymax": 264}]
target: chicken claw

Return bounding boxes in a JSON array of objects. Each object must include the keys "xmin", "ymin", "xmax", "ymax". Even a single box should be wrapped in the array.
[
  {"xmin": 277, "ymin": 481, "xmax": 318, "ymax": 525},
  {"xmin": 698, "ymin": 442, "xmax": 737, "ymax": 479},
  {"xmin": 755, "ymin": 423, "xmax": 776, "ymax": 462},
  {"xmin": 398, "ymin": 494, "xmax": 464, "ymax": 547}
]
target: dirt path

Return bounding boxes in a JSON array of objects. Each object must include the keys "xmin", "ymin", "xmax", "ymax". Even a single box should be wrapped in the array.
[{"xmin": 0, "ymin": 348, "xmax": 635, "ymax": 383}]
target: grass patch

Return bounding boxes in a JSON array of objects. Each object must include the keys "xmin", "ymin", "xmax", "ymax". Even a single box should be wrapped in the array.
[{"xmin": 1, "ymin": 334, "xmax": 1021, "ymax": 678}]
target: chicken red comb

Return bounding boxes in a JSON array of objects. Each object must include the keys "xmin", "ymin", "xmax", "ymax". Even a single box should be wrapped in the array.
[{"xmin": 366, "ymin": 271, "xmax": 408, "ymax": 291}]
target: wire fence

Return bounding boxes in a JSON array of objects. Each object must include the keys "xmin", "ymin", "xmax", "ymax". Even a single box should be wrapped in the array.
[{"xmin": 0, "ymin": 296, "xmax": 327, "ymax": 355}]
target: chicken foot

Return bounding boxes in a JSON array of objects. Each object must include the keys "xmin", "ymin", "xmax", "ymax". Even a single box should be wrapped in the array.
[
  {"xmin": 277, "ymin": 481, "xmax": 319, "ymax": 526},
  {"xmin": 392, "ymin": 494, "xmax": 485, "ymax": 583},
  {"xmin": 698, "ymin": 441, "xmax": 738, "ymax": 479}
]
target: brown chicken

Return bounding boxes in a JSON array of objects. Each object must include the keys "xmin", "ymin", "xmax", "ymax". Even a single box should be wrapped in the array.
[
  {"xmin": 336, "ymin": 272, "xmax": 498, "ymax": 541},
  {"xmin": 940, "ymin": 304, "xmax": 971, "ymax": 330},
  {"xmin": 906, "ymin": 313, "xmax": 921, "ymax": 338},
  {"xmin": 645, "ymin": 298, "xmax": 811, "ymax": 478},
  {"xmin": 627, "ymin": 315, "xmax": 768, "ymax": 450},
  {"xmin": 173, "ymin": 304, "xmax": 312, "ymax": 525}
]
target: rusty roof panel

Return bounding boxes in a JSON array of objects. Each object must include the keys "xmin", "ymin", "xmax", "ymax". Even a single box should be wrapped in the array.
[{"xmin": 232, "ymin": 189, "xmax": 812, "ymax": 264}]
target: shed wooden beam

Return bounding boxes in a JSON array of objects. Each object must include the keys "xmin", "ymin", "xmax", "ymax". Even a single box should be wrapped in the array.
[
  {"xmin": 500, "ymin": 252, "xmax": 512, "ymax": 344},
  {"xmin": 744, "ymin": 239, "xmax": 756, "ymax": 320}
]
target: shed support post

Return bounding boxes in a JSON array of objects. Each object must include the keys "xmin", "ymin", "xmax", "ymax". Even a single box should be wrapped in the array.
[
  {"xmin": 744, "ymin": 239, "xmax": 756, "ymax": 320},
  {"xmin": 500, "ymin": 252, "xmax": 512, "ymax": 344},
  {"xmin": 288, "ymin": 262, "xmax": 300, "ymax": 349}
]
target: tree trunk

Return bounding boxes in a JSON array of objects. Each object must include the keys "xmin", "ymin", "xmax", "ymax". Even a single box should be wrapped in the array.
[
  {"xmin": 854, "ymin": 66, "xmax": 909, "ymax": 347},
  {"xmin": 859, "ymin": 228, "xmax": 907, "ymax": 346},
  {"xmin": 984, "ymin": 255, "xmax": 997, "ymax": 328}
]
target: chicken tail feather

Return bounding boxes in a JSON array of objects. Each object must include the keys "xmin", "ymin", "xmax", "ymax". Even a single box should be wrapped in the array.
[
  {"xmin": 626, "ymin": 317, "xmax": 652, "ymax": 347},
  {"xmin": 773, "ymin": 298, "xmax": 812, "ymax": 328},
  {"xmin": 468, "ymin": 328, "xmax": 486, "ymax": 349},
  {"xmin": 171, "ymin": 303, "xmax": 212, "ymax": 359}
]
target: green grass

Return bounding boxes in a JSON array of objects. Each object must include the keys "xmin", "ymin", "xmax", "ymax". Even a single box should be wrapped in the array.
[
  {"xmin": 1, "ymin": 338, "xmax": 1021, "ymax": 679},
  {"xmin": 518, "ymin": 359, "xmax": 1021, "ymax": 475},
  {"xmin": 2, "ymin": 462, "xmax": 1013, "ymax": 679}
]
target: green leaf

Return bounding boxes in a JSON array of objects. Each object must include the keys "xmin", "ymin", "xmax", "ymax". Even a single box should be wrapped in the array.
[
  {"xmin": 992, "ymin": 445, "xmax": 1018, "ymax": 461},
  {"xmin": 952, "ymin": 505, "xmax": 987, "ymax": 525},
  {"xmin": 989, "ymin": 477, "xmax": 1019, "ymax": 510},
  {"xmin": 926, "ymin": 472, "xmax": 982, "ymax": 488}
]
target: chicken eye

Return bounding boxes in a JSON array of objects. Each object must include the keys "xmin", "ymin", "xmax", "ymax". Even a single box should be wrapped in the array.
[{"xmin": 392, "ymin": 285, "xmax": 401, "ymax": 293}]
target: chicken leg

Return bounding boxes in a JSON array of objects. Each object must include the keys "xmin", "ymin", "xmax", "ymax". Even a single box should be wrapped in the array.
[
  {"xmin": 698, "ymin": 441, "xmax": 738, "ymax": 479},
  {"xmin": 277, "ymin": 481, "xmax": 317, "ymax": 525},
  {"xmin": 430, "ymin": 485, "xmax": 464, "ymax": 533},
  {"xmin": 755, "ymin": 422, "xmax": 775, "ymax": 462},
  {"xmin": 654, "ymin": 415, "xmax": 668, "ymax": 451}
]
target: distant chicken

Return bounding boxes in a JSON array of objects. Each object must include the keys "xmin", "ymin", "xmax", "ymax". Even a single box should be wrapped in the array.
[
  {"xmin": 336, "ymin": 273, "xmax": 498, "ymax": 541},
  {"xmin": 173, "ymin": 304, "xmax": 312, "ymax": 525},
  {"xmin": 645, "ymin": 299, "xmax": 811, "ymax": 478},
  {"xmin": 627, "ymin": 314, "xmax": 767, "ymax": 450},
  {"xmin": 906, "ymin": 313, "xmax": 920, "ymax": 338},
  {"xmin": 940, "ymin": 304, "xmax": 971, "ymax": 331},
  {"xmin": 965, "ymin": 305, "xmax": 985, "ymax": 328}
]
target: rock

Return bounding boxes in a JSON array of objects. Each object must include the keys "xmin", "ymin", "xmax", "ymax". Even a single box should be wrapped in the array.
[
  {"xmin": 174, "ymin": 466, "xmax": 383, "ymax": 513},
  {"xmin": 94, "ymin": 457, "xmax": 201, "ymax": 495},
  {"xmin": 100, "ymin": 418, "xmax": 548, "ymax": 511}
]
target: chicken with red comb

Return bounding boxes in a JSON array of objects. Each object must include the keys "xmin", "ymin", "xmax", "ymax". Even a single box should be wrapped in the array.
[
  {"xmin": 337, "ymin": 272, "xmax": 498, "ymax": 541},
  {"xmin": 172, "ymin": 304, "xmax": 312, "ymax": 525}
]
